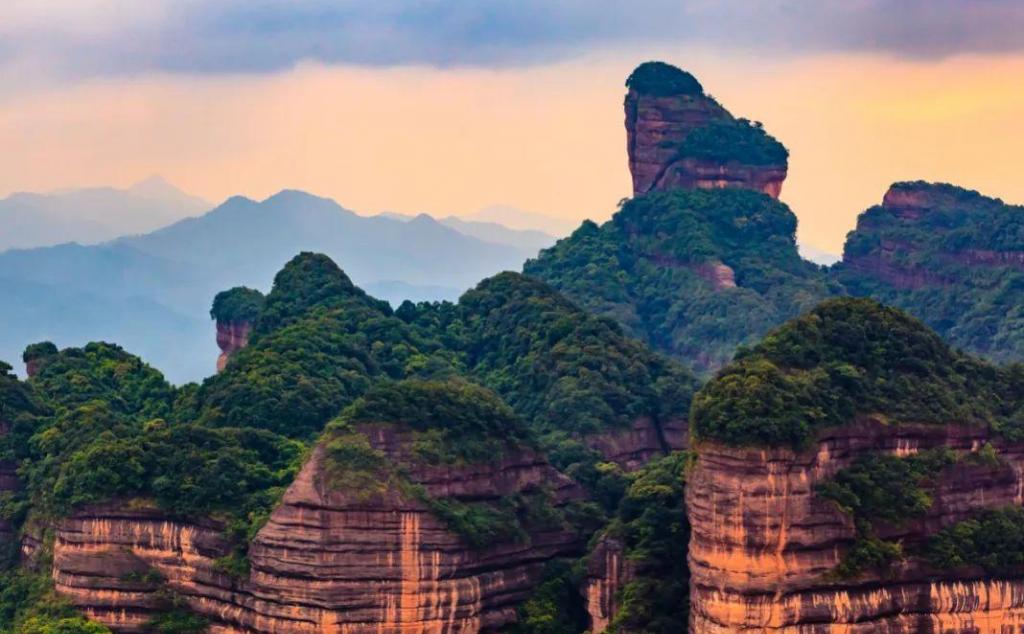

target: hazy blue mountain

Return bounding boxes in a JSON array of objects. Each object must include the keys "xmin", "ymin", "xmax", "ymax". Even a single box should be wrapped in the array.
[
  {"xmin": 0, "ymin": 176, "xmax": 210, "ymax": 251},
  {"xmin": 467, "ymin": 204, "xmax": 579, "ymax": 236},
  {"xmin": 0, "ymin": 190, "xmax": 536, "ymax": 383},
  {"xmin": 438, "ymin": 216, "xmax": 556, "ymax": 253},
  {"xmin": 374, "ymin": 211, "xmax": 556, "ymax": 253},
  {"xmin": 798, "ymin": 243, "xmax": 841, "ymax": 266}
]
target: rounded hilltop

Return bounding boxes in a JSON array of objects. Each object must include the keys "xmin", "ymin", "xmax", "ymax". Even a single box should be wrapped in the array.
[{"xmin": 626, "ymin": 61, "xmax": 704, "ymax": 97}]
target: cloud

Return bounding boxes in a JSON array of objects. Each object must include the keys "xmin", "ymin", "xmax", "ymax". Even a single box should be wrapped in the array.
[{"xmin": 3, "ymin": 0, "xmax": 1024, "ymax": 82}]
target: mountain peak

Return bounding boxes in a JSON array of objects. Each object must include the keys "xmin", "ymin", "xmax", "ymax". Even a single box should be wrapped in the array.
[
  {"xmin": 625, "ymin": 60, "xmax": 787, "ymax": 198},
  {"xmin": 626, "ymin": 61, "xmax": 704, "ymax": 97}
]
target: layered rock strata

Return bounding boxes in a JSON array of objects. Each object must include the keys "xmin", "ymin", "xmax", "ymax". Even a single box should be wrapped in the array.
[
  {"xmin": 687, "ymin": 418, "xmax": 1024, "ymax": 633},
  {"xmin": 583, "ymin": 536, "xmax": 633, "ymax": 634},
  {"xmin": 49, "ymin": 426, "xmax": 584, "ymax": 633}
]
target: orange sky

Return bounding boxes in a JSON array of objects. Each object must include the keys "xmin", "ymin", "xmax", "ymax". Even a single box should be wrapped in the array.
[{"xmin": 2, "ymin": 49, "xmax": 1022, "ymax": 253}]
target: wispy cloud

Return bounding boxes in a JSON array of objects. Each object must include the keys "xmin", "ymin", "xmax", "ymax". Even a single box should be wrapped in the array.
[{"xmin": 2, "ymin": 1, "xmax": 1023, "ymax": 83}]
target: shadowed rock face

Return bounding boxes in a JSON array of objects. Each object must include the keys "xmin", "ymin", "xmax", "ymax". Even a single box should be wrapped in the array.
[
  {"xmin": 687, "ymin": 419, "xmax": 1024, "ymax": 633},
  {"xmin": 215, "ymin": 320, "xmax": 252, "ymax": 372},
  {"xmin": 48, "ymin": 425, "xmax": 585, "ymax": 633}
]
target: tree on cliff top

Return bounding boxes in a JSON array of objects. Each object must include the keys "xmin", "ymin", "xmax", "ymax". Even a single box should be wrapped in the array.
[
  {"xmin": 626, "ymin": 61, "xmax": 703, "ymax": 97},
  {"xmin": 210, "ymin": 287, "xmax": 264, "ymax": 324}
]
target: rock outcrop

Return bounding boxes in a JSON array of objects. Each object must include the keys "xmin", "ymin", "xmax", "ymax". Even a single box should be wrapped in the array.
[
  {"xmin": 584, "ymin": 417, "xmax": 687, "ymax": 472},
  {"xmin": 625, "ymin": 62, "xmax": 787, "ymax": 198},
  {"xmin": 215, "ymin": 320, "xmax": 252, "ymax": 372},
  {"xmin": 49, "ymin": 425, "xmax": 585, "ymax": 633},
  {"xmin": 687, "ymin": 419, "xmax": 1024, "ymax": 633},
  {"xmin": 583, "ymin": 536, "xmax": 633, "ymax": 634}
]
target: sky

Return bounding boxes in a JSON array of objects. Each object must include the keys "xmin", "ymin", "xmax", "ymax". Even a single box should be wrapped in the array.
[{"xmin": 2, "ymin": 1, "xmax": 1023, "ymax": 252}]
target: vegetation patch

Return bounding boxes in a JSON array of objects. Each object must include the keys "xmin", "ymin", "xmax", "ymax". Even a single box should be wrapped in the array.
[
  {"xmin": 676, "ymin": 118, "xmax": 789, "ymax": 166},
  {"xmin": 692, "ymin": 298, "xmax": 1015, "ymax": 448},
  {"xmin": 209, "ymin": 287, "xmax": 264, "ymax": 324},
  {"xmin": 815, "ymin": 448, "xmax": 994, "ymax": 578},
  {"xmin": 626, "ymin": 61, "xmax": 704, "ymax": 97},
  {"xmin": 926, "ymin": 506, "xmax": 1024, "ymax": 574}
]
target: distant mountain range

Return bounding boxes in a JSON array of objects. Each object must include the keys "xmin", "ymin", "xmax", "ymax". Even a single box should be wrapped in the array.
[
  {"xmin": 0, "ymin": 176, "xmax": 210, "ymax": 251},
  {"xmin": 380, "ymin": 211, "xmax": 557, "ymax": 252},
  {"xmin": 0, "ymin": 187, "xmax": 559, "ymax": 383}
]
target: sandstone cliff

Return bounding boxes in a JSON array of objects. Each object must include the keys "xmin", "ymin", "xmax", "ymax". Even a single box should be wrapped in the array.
[
  {"xmin": 688, "ymin": 419, "xmax": 1024, "ymax": 633},
  {"xmin": 48, "ymin": 424, "xmax": 584, "ymax": 633},
  {"xmin": 215, "ymin": 320, "xmax": 252, "ymax": 372},
  {"xmin": 625, "ymin": 62, "xmax": 787, "ymax": 198}
]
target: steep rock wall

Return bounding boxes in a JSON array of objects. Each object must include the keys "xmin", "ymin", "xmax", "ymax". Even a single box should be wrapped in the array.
[
  {"xmin": 215, "ymin": 321, "xmax": 252, "ymax": 372},
  {"xmin": 687, "ymin": 419, "xmax": 1024, "ymax": 633},
  {"xmin": 49, "ymin": 427, "xmax": 585, "ymax": 633},
  {"xmin": 625, "ymin": 90, "xmax": 786, "ymax": 198}
]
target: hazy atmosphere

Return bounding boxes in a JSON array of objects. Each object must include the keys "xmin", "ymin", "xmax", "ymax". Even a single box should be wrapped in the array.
[{"xmin": 3, "ymin": 1, "xmax": 1023, "ymax": 253}]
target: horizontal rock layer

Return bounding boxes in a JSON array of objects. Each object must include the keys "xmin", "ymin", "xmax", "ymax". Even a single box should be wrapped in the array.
[
  {"xmin": 49, "ymin": 426, "xmax": 585, "ymax": 633},
  {"xmin": 688, "ymin": 419, "xmax": 1024, "ymax": 633}
]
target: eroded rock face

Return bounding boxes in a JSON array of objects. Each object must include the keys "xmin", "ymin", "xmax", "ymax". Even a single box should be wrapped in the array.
[
  {"xmin": 215, "ymin": 321, "xmax": 252, "ymax": 372},
  {"xmin": 49, "ymin": 426, "xmax": 585, "ymax": 633},
  {"xmin": 625, "ymin": 90, "xmax": 786, "ymax": 198},
  {"xmin": 584, "ymin": 417, "xmax": 687, "ymax": 472},
  {"xmin": 687, "ymin": 419, "xmax": 1024, "ymax": 633},
  {"xmin": 583, "ymin": 536, "xmax": 634, "ymax": 634}
]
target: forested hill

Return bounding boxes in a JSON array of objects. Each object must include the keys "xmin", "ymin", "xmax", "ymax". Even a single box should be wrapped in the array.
[
  {"xmin": 0, "ymin": 252, "xmax": 695, "ymax": 633},
  {"xmin": 525, "ymin": 188, "xmax": 838, "ymax": 375}
]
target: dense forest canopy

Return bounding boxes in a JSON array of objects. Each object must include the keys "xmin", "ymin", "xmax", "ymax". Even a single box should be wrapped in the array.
[
  {"xmin": 837, "ymin": 181, "xmax": 1024, "ymax": 365},
  {"xmin": 525, "ymin": 188, "xmax": 835, "ymax": 375},
  {"xmin": 625, "ymin": 61, "xmax": 704, "ymax": 96},
  {"xmin": 691, "ymin": 297, "xmax": 1024, "ymax": 448}
]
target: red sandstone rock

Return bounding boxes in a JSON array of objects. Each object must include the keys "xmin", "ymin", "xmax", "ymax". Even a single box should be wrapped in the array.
[
  {"xmin": 687, "ymin": 419, "xmax": 1024, "ymax": 633},
  {"xmin": 625, "ymin": 89, "xmax": 786, "ymax": 198},
  {"xmin": 49, "ymin": 425, "xmax": 586, "ymax": 633},
  {"xmin": 215, "ymin": 321, "xmax": 252, "ymax": 372}
]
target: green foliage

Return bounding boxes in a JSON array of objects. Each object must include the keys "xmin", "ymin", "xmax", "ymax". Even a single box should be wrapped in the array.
[
  {"xmin": 145, "ymin": 610, "xmax": 207, "ymax": 634},
  {"xmin": 603, "ymin": 452, "xmax": 691, "ymax": 633},
  {"xmin": 816, "ymin": 449, "xmax": 952, "ymax": 577},
  {"xmin": 625, "ymin": 61, "xmax": 703, "ymax": 96},
  {"xmin": 692, "ymin": 298, "xmax": 1015, "ymax": 448},
  {"xmin": 209, "ymin": 287, "xmax": 264, "ymax": 323},
  {"xmin": 339, "ymin": 378, "xmax": 530, "ymax": 463},
  {"xmin": 817, "ymin": 449, "xmax": 956, "ymax": 526},
  {"xmin": 832, "ymin": 537, "xmax": 903, "ymax": 579},
  {"xmin": 676, "ymin": 118, "xmax": 788, "ymax": 166},
  {"xmin": 190, "ymin": 299, "xmax": 451, "ymax": 438},
  {"xmin": 837, "ymin": 182, "xmax": 1024, "ymax": 365},
  {"xmin": 420, "ymin": 495, "xmax": 527, "ymax": 549},
  {"xmin": 926, "ymin": 506, "xmax": 1024, "ymax": 573},
  {"xmin": 21, "ymin": 343, "xmax": 57, "ymax": 365},
  {"xmin": 455, "ymin": 272, "xmax": 695, "ymax": 435},
  {"xmin": 508, "ymin": 560, "xmax": 588, "ymax": 634},
  {"xmin": 526, "ymin": 188, "xmax": 835, "ymax": 375},
  {"xmin": 0, "ymin": 569, "xmax": 100, "ymax": 634},
  {"xmin": 254, "ymin": 252, "xmax": 390, "ymax": 335},
  {"xmin": 27, "ymin": 343, "xmax": 173, "ymax": 420},
  {"xmin": 17, "ymin": 617, "xmax": 110, "ymax": 634}
]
